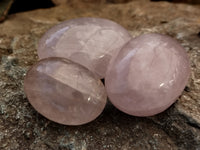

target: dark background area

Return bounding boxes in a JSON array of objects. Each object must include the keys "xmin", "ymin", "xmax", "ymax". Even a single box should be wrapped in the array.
[
  {"xmin": 9, "ymin": 0, "xmax": 55, "ymax": 14},
  {"xmin": 8, "ymin": 0, "xmax": 200, "ymax": 15}
]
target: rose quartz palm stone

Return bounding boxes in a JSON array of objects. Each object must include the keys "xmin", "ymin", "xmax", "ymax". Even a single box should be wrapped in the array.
[
  {"xmin": 24, "ymin": 57, "xmax": 107, "ymax": 125},
  {"xmin": 105, "ymin": 33, "xmax": 190, "ymax": 116},
  {"xmin": 37, "ymin": 17, "xmax": 132, "ymax": 78}
]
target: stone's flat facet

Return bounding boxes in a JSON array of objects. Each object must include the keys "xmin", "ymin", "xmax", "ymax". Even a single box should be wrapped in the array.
[
  {"xmin": 38, "ymin": 17, "xmax": 132, "ymax": 78},
  {"xmin": 24, "ymin": 57, "xmax": 107, "ymax": 125},
  {"xmin": 105, "ymin": 33, "xmax": 190, "ymax": 117}
]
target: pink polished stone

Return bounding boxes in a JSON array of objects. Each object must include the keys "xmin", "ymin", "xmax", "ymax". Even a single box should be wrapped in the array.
[
  {"xmin": 24, "ymin": 57, "xmax": 107, "ymax": 125},
  {"xmin": 38, "ymin": 17, "xmax": 132, "ymax": 78},
  {"xmin": 105, "ymin": 33, "xmax": 190, "ymax": 116}
]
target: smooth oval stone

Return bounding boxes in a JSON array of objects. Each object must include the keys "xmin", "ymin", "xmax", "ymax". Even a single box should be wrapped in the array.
[
  {"xmin": 38, "ymin": 17, "xmax": 132, "ymax": 78},
  {"xmin": 105, "ymin": 33, "xmax": 190, "ymax": 116},
  {"xmin": 24, "ymin": 57, "xmax": 107, "ymax": 125}
]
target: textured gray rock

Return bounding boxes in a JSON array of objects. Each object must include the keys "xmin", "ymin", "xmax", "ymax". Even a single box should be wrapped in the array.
[{"xmin": 0, "ymin": 1, "xmax": 200, "ymax": 149}]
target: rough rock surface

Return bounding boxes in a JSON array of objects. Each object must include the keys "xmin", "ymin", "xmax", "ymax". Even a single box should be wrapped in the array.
[{"xmin": 0, "ymin": 0, "xmax": 200, "ymax": 149}]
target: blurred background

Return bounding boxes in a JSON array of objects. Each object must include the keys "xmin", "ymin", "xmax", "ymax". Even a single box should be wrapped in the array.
[{"xmin": 1, "ymin": 0, "xmax": 200, "ymax": 22}]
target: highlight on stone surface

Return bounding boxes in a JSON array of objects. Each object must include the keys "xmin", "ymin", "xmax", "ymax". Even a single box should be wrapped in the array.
[
  {"xmin": 37, "ymin": 17, "xmax": 132, "ymax": 79},
  {"xmin": 105, "ymin": 33, "xmax": 190, "ymax": 117},
  {"xmin": 24, "ymin": 57, "xmax": 107, "ymax": 125}
]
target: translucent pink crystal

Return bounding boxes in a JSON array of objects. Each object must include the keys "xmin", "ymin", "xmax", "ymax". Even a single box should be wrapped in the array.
[
  {"xmin": 37, "ymin": 17, "xmax": 132, "ymax": 78},
  {"xmin": 105, "ymin": 33, "xmax": 190, "ymax": 116},
  {"xmin": 24, "ymin": 57, "xmax": 107, "ymax": 125}
]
